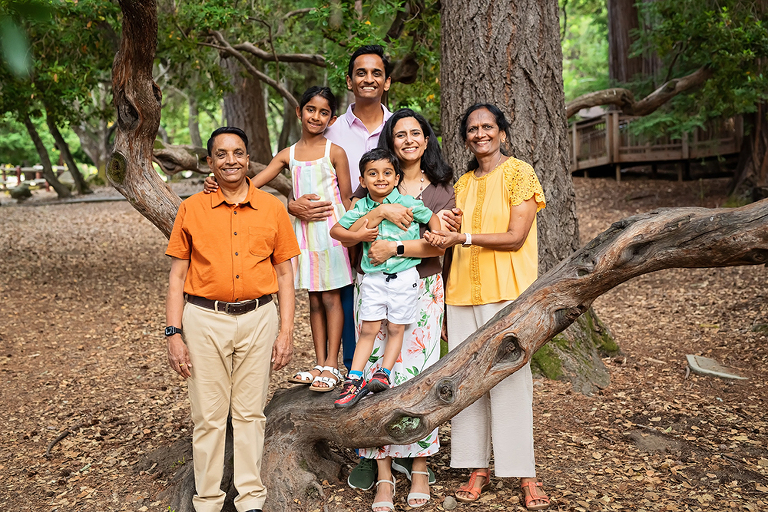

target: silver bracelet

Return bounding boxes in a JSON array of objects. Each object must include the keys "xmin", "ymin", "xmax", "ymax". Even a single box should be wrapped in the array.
[{"xmin": 463, "ymin": 233, "xmax": 472, "ymax": 246}]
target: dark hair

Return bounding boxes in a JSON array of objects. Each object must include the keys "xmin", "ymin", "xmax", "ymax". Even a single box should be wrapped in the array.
[
  {"xmin": 377, "ymin": 108, "xmax": 453, "ymax": 185},
  {"xmin": 359, "ymin": 148, "xmax": 401, "ymax": 179},
  {"xmin": 299, "ymin": 86, "xmax": 338, "ymax": 117},
  {"xmin": 207, "ymin": 127, "xmax": 248, "ymax": 156},
  {"xmin": 347, "ymin": 44, "xmax": 390, "ymax": 79},
  {"xmin": 458, "ymin": 103, "xmax": 512, "ymax": 171}
]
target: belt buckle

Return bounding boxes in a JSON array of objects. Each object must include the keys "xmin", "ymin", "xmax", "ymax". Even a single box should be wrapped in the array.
[{"xmin": 227, "ymin": 299, "xmax": 253, "ymax": 315}]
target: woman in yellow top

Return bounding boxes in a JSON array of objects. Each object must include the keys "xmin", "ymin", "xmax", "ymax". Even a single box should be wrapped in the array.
[{"xmin": 426, "ymin": 104, "xmax": 549, "ymax": 510}]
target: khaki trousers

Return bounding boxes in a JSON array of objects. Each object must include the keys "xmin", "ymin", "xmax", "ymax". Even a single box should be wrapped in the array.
[
  {"xmin": 447, "ymin": 302, "xmax": 536, "ymax": 478},
  {"xmin": 182, "ymin": 300, "xmax": 278, "ymax": 512}
]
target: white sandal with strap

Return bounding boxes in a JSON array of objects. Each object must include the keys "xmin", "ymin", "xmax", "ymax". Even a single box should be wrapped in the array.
[
  {"xmin": 407, "ymin": 470, "xmax": 431, "ymax": 508},
  {"xmin": 310, "ymin": 366, "xmax": 342, "ymax": 392},
  {"xmin": 287, "ymin": 365, "xmax": 323, "ymax": 384},
  {"xmin": 372, "ymin": 477, "xmax": 396, "ymax": 512}
]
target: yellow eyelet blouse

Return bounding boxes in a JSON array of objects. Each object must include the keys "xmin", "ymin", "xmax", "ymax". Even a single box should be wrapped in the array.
[{"xmin": 445, "ymin": 157, "xmax": 546, "ymax": 306}]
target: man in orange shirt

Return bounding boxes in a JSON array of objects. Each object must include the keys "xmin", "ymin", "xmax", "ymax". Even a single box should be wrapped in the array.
[{"xmin": 164, "ymin": 127, "xmax": 300, "ymax": 512}]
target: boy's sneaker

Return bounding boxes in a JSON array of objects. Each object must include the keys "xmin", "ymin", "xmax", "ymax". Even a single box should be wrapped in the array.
[
  {"xmin": 334, "ymin": 378, "xmax": 369, "ymax": 408},
  {"xmin": 366, "ymin": 370, "xmax": 391, "ymax": 393}
]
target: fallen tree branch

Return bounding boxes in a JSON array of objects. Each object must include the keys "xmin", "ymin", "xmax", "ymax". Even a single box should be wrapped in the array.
[
  {"xmin": 256, "ymin": 199, "xmax": 768, "ymax": 510},
  {"xmin": 152, "ymin": 143, "xmax": 292, "ymax": 198},
  {"xmin": 45, "ymin": 419, "xmax": 95, "ymax": 458},
  {"xmin": 566, "ymin": 66, "xmax": 713, "ymax": 118}
]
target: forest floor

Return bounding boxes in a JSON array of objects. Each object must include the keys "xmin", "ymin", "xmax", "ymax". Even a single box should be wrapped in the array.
[{"xmin": 0, "ymin": 176, "xmax": 766, "ymax": 512}]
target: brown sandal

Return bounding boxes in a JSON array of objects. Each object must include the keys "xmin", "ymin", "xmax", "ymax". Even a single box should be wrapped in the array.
[
  {"xmin": 455, "ymin": 468, "xmax": 491, "ymax": 503},
  {"xmin": 521, "ymin": 480, "xmax": 550, "ymax": 510}
]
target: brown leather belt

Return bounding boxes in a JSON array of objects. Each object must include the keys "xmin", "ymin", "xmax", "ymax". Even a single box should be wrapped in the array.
[{"xmin": 185, "ymin": 294, "xmax": 272, "ymax": 315}]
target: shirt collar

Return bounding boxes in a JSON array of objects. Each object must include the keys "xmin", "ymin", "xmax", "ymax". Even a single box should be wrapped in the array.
[
  {"xmin": 363, "ymin": 187, "xmax": 401, "ymax": 208},
  {"xmin": 342, "ymin": 103, "xmax": 393, "ymax": 129},
  {"xmin": 210, "ymin": 177, "xmax": 258, "ymax": 209}
]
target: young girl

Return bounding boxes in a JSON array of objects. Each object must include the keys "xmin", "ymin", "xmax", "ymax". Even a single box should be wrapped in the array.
[{"xmin": 204, "ymin": 86, "xmax": 354, "ymax": 392}]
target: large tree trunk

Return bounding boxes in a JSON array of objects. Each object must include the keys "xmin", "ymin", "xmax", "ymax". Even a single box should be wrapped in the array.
[
  {"xmin": 731, "ymin": 104, "xmax": 768, "ymax": 202},
  {"xmin": 46, "ymin": 114, "xmax": 92, "ymax": 195},
  {"xmin": 20, "ymin": 113, "xmax": 71, "ymax": 199},
  {"xmin": 187, "ymin": 96, "xmax": 203, "ymax": 148},
  {"xmin": 73, "ymin": 84, "xmax": 114, "ymax": 181},
  {"xmin": 608, "ymin": 0, "xmax": 643, "ymax": 84},
  {"xmin": 440, "ymin": 0, "xmax": 612, "ymax": 393},
  {"xmin": 221, "ymin": 55, "xmax": 273, "ymax": 165},
  {"xmin": 108, "ymin": 0, "xmax": 179, "ymax": 237}
]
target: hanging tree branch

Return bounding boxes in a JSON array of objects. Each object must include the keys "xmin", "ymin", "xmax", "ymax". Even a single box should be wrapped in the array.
[
  {"xmin": 566, "ymin": 66, "xmax": 713, "ymax": 118},
  {"xmin": 201, "ymin": 30, "xmax": 300, "ymax": 108}
]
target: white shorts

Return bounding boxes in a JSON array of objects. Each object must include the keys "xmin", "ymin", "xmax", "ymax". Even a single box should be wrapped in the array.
[{"xmin": 358, "ymin": 267, "xmax": 420, "ymax": 324}]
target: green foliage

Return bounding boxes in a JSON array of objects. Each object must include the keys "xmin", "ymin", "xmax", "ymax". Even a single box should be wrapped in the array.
[
  {"xmin": 0, "ymin": 0, "xmax": 51, "ymax": 76},
  {"xmin": 560, "ymin": 0, "xmax": 609, "ymax": 102},
  {"xmin": 629, "ymin": 0, "xmax": 768, "ymax": 136}
]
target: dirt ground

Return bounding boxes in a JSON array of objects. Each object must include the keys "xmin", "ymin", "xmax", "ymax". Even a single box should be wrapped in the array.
[{"xmin": 0, "ymin": 176, "xmax": 765, "ymax": 512}]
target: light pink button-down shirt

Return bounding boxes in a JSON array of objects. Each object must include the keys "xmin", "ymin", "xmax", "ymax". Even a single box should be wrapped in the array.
[{"xmin": 325, "ymin": 103, "xmax": 393, "ymax": 188}]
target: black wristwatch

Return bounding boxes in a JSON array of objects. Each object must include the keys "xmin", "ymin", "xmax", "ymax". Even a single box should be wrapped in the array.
[
  {"xmin": 396, "ymin": 241, "xmax": 405, "ymax": 256},
  {"xmin": 165, "ymin": 326, "xmax": 183, "ymax": 337}
]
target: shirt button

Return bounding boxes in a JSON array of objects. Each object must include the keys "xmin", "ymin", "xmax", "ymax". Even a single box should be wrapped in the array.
[
  {"xmin": 234, "ymin": 232, "xmax": 237, "ymax": 235},
  {"xmin": 234, "ymin": 211, "xmax": 238, "ymax": 215},
  {"xmin": 236, "ymin": 275, "xmax": 240, "ymax": 279},
  {"xmin": 235, "ymin": 252, "xmax": 239, "ymax": 256}
]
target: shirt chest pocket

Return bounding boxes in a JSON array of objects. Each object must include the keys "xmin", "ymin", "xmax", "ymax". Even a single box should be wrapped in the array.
[{"xmin": 248, "ymin": 226, "xmax": 277, "ymax": 259}]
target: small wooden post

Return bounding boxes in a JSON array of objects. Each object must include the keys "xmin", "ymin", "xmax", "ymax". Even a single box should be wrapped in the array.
[
  {"xmin": 612, "ymin": 112, "xmax": 621, "ymax": 166},
  {"xmin": 15, "ymin": 166, "xmax": 21, "ymax": 186},
  {"xmin": 571, "ymin": 122, "xmax": 578, "ymax": 172}
]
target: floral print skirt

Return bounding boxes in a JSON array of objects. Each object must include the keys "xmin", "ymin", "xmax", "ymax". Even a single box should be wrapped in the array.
[{"xmin": 356, "ymin": 273, "xmax": 443, "ymax": 459}]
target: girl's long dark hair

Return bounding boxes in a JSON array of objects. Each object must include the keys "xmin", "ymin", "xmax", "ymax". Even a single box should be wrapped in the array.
[
  {"xmin": 377, "ymin": 108, "xmax": 453, "ymax": 185},
  {"xmin": 458, "ymin": 103, "xmax": 512, "ymax": 172}
]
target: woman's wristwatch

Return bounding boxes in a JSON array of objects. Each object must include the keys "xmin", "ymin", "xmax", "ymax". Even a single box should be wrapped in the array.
[
  {"xmin": 396, "ymin": 241, "xmax": 405, "ymax": 255},
  {"xmin": 463, "ymin": 233, "xmax": 472, "ymax": 246}
]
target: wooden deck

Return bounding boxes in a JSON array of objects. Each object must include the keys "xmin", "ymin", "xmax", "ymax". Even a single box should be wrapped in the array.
[{"xmin": 570, "ymin": 113, "xmax": 743, "ymax": 180}]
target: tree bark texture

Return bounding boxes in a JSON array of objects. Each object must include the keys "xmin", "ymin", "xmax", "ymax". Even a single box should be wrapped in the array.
[
  {"xmin": 108, "ymin": 0, "xmax": 180, "ymax": 237},
  {"xmin": 440, "ymin": 0, "xmax": 611, "ymax": 392},
  {"xmin": 21, "ymin": 113, "xmax": 71, "ymax": 198},
  {"xmin": 221, "ymin": 55, "xmax": 274, "ymax": 165},
  {"xmin": 608, "ymin": 0, "xmax": 643, "ymax": 83},
  {"xmin": 164, "ymin": 200, "xmax": 768, "ymax": 511},
  {"xmin": 187, "ymin": 96, "xmax": 203, "ymax": 148},
  {"xmin": 46, "ymin": 116, "xmax": 92, "ymax": 195},
  {"xmin": 440, "ymin": 0, "xmax": 579, "ymax": 273}
]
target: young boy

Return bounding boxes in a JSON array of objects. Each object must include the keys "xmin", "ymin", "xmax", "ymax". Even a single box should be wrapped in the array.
[{"xmin": 330, "ymin": 148, "xmax": 442, "ymax": 408}]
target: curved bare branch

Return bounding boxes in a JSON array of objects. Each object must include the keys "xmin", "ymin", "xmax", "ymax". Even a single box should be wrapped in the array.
[
  {"xmin": 566, "ymin": 66, "xmax": 713, "ymax": 119},
  {"xmin": 203, "ymin": 31, "xmax": 299, "ymax": 109}
]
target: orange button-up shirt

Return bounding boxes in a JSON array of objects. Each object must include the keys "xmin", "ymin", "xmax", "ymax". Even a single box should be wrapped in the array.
[{"xmin": 166, "ymin": 180, "xmax": 300, "ymax": 302}]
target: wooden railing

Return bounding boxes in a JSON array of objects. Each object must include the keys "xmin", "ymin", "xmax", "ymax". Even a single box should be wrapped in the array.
[
  {"xmin": 0, "ymin": 165, "xmax": 68, "ymax": 190},
  {"xmin": 570, "ymin": 113, "xmax": 743, "ymax": 180}
]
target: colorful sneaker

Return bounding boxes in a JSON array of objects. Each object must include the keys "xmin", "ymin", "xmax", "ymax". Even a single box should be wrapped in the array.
[
  {"xmin": 366, "ymin": 370, "xmax": 391, "ymax": 393},
  {"xmin": 334, "ymin": 378, "xmax": 369, "ymax": 408}
]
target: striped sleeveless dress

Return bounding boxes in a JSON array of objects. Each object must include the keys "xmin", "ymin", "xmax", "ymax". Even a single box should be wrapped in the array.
[{"xmin": 289, "ymin": 140, "xmax": 353, "ymax": 291}]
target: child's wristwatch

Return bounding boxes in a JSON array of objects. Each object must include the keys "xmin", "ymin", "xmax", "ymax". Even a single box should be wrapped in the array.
[{"xmin": 396, "ymin": 241, "xmax": 405, "ymax": 255}]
